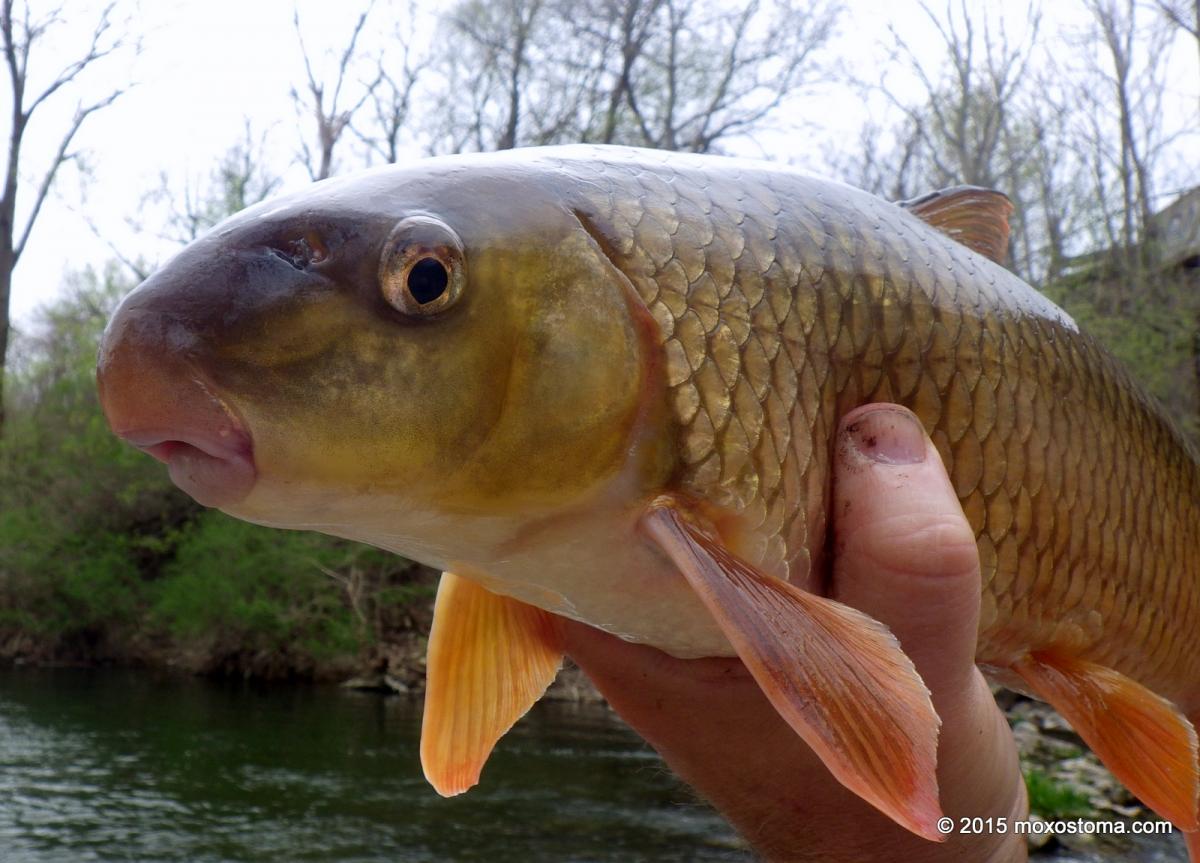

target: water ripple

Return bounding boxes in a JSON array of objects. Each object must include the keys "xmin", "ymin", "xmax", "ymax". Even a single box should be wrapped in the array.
[{"xmin": 0, "ymin": 670, "xmax": 748, "ymax": 862}]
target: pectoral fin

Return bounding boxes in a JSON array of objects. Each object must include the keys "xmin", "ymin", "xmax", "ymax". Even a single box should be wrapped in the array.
[
  {"xmin": 1014, "ymin": 652, "xmax": 1199, "ymax": 830},
  {"xmin": 641, "ymin": 498, "xmax": 944, "ymax": 841},
  {"xmin": 420, "ymin": 571, "xmax": 564, "ymax": 796}
]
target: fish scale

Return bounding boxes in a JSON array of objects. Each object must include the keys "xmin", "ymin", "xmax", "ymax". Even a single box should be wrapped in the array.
[
  {"xmin": 96, "ymin": 144, "xmax": 1200, "ymax": 841},
  {"xmin": 564, "ymin": 149, "xmax": 1200, "ymax": 708}
]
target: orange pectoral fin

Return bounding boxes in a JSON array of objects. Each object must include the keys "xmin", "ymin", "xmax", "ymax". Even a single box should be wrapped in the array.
[
  {"xmin": 1014, "ymin": 652, "xmax": 1199, "ymax": 831},
  {"xmin": 420, "ymin": 571, "xmax": 564, "ymax": 797},
  {"xmin": 641, "ymin": 499, "xmax": 945, "ymax": 841}
]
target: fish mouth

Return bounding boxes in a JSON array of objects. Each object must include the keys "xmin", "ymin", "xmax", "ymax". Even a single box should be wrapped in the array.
[
  {"xmin": 97, "ymin": 325, "xmax": 258, "ymax": 509},
  {"xmin": 120, "ymin": 428, "xmax": 256, "ymax": 508}
]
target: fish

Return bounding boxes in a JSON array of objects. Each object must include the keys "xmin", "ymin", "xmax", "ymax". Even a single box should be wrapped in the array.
[{"xmin": 95, "ymin": 144, "xmax": 1200, "ymax": 848}]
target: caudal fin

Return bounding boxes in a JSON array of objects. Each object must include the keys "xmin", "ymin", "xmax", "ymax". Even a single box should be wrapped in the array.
[{"xmin": 1014, "ymin": 652, "xmax": 1199, "ymax": 832}]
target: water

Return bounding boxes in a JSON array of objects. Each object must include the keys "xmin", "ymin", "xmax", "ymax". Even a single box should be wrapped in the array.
[{"xmin": 0, "ymin": 669, "xmax": 748, "ymax": 862}]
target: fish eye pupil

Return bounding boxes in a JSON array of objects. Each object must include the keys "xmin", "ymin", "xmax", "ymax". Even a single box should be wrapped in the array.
[{"xmin": 407, "ymin": 257, "xmax": 449, "ymax": 305}]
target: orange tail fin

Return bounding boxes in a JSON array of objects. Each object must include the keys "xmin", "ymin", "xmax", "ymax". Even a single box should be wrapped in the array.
[{"xmin": 1015, "ymin": 652, "xmax": 1199, "ymax": 831}]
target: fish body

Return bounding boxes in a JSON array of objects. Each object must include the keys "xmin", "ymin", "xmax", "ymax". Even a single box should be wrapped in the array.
[
  {"xmin": 96, "ymin": 145, "xmax": 1200, "ymax": 842},
  {"xmin": 561, "ymin": 148, "xmax": 1200, "ymax": 705}
]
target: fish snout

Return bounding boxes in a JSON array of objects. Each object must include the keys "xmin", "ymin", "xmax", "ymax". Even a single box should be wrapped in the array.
[{"xmin": 97, "ymin": 297, "xmax": 255, "ymax": 509}]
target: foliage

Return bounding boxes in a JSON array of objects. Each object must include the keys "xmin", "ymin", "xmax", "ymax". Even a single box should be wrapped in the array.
[
  {"xmin": 1046, "ymin": 266, "xmax": 1199, "ymax": 443},
  {"xmin": 1, "ymin": 0, "xmax": 1197, "ymax": 680},
  {"xmin": 0, "ymin": 267, "xmax": 182, "ymax": 653},
  {"xmin": 154, "ymin": 514, "xmax": 379, "ymax": 670},
  {"xmin": 0, "ymin": 269, "xmax": 433, "ymax": 676},
  {"xmin": 154, "ymin": 512, "xmax": 434, "ymax": 669},
  {"xmin": 1023, "ymin": 768, "xmax": 1094, "ymax": 820}
]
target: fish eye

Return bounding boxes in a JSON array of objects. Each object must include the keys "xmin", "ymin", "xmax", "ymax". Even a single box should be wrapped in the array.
[
  {"xmin": 407, "ymin": 258, "xmax": 449, "ymax": 305},
  {"xmin": 379, "ymin": 215, "xmax": 465, "ymax": 317}
]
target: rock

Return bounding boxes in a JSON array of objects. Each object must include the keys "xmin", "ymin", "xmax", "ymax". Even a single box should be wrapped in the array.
[
  {"xmin": 1056, "ymin": 826, "xmax": 1098, "ymax": 853},
  {"xmin": 543, "ymin": 660, "xmax": 606, "ymax": 702},
  {"xmin": 1012, "ymin": 718, "xmax": 1043, "ymax": 757},
  {"xmin": 340, "ymin": 672, "xmax": 409, "ymax": 693},
  {"xmin": 1102, "ymin": 802, "xmax": 1144, "ymax": 819},
  {"xmin": 383, "ymin": 674, "xmax": 410, "ymax": 693},
  {"xmin": 1024, "ymin": 814, "xmax": 1054, "ymax": 852}
]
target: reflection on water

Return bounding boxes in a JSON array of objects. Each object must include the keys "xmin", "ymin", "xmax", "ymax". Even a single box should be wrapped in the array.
[{"xmin": 0, "ymin": 669, "xmax": 748, "ymax": 862}]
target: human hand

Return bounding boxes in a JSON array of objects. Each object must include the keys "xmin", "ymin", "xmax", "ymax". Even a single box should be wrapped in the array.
[{"xmin": 562, "ymin": 404, "xmax": 1028, "ymax": 862}]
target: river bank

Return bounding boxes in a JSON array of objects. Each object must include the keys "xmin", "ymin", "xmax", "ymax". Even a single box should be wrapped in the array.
[{"xmin": 0, "ymin": 526, "xmax": 1185, "ymax": 863}]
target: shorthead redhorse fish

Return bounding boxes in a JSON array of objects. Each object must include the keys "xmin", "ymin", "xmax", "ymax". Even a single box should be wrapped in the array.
[{"xmin": 96, "ymin": 145, "xmax": 1200, "ymax": 850}]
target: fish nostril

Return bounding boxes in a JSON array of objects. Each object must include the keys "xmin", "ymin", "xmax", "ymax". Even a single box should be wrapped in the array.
[
  {"xmin": 269, "ymin": 246, "xmax": 309, "ymax": 271},
  {"xmin": 268, "ymin": 233, "xmax": 328, "ymax": 271}
]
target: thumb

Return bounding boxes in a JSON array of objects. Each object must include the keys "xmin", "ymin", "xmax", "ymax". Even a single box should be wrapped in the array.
[{"xmin": 830, "ymin": 404, "xmax": 983, "ymax": 704}]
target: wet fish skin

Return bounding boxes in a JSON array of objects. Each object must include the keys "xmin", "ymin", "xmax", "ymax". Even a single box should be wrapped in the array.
[
  {"xmin": 95, "ymin": 145, "xmax": 1200, "ymax": 838},
  {"xmin": 557, "ymin": 147, "xmax": 1200, "ymax": 713}
]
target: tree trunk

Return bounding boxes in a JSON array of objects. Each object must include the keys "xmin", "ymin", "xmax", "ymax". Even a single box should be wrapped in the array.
[{"xmin": 0, "ymin": 255, "xmax": 10, "ymax": 433}]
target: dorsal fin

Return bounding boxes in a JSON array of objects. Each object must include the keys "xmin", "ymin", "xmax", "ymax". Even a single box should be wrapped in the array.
[{"xmin": 899, "ymin": 186, "xmax": 1013, "ymax": 264}]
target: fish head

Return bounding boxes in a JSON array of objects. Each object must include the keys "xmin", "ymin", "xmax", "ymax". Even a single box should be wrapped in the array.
[{"xmin": 97, "ymin": 160, "xmax": 673, "ymax": 564}]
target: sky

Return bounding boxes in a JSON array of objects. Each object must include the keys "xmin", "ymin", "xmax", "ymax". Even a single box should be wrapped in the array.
[{"xmin": 5, "ymin": 0, "xmax": 1198, "ymax": 328}]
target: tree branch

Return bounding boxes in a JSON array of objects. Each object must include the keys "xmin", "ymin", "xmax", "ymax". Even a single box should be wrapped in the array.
[
  {"xmin": 24, "ymin": 2, "xmax": 119, "ymax": 117},
  {"xmin": 15, "ymin": 88, "xmax": 125, "ymax": 262}
]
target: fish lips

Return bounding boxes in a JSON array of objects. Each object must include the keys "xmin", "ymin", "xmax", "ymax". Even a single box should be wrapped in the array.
[
  {"xmin": 125, "ymin": 429, "xmax": 256, "ymax": 509},
  {"xmin": 98, "ymin": 351, "xmax": 258, "ymax": 508}
]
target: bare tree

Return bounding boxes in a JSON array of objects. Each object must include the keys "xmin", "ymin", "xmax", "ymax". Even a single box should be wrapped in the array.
[
  {"xmin": 152, "ymin": 122, "xmax": 282, "ymax": 246},
  {"xmin": 1011, "ymin": 69, "xmax": 1092, "ymax": 284},
  {"xmin": 0, "ymin": 0, "xmax": 135, "ymax": 432},
  {"xmin": 352, "ymin": 2, "xmax": 429, "ymax": 165},
  {"xmin": 434, "ymin": 0, "xmax": 554, "ymax": 152},
  {"xmin": 292, "ymin": 2, "xmax": 378, "ymax": 180},
  {"xmin": 828, "ymin": 118, "xmax": 924, "ymax": 202},
  {"xmin": 835, "ymin": 3, "xmax": 1049, "ymax": 278},
  {"xmin": 429, "ymin": 0, "xmax": 842, "ymax": 155},
  {"xmin": 875, "ymin": 1, "xmax": 1040, "ymax": 192},
  {"xmin": 1076, "ymin": 0, "xmax": 1176, "ymax": 280},
  {"xmin": 78, "ymin": 122, "xmax": 279, "ymax": 285},
  {"xmin": 1153, "ymin": 0, "xmax": 1199, "ymax": 79},
  {"xmin": 601, "ymin": 0, "xmax": 842, "ymax": 153}
]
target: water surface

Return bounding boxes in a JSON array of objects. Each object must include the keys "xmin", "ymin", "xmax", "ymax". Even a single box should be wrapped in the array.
[{"xmin": 0, "ymin": 669, "xmax": 748, "ymax": 862}]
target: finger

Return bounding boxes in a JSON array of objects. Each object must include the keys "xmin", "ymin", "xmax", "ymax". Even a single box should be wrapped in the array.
[
  {"xmin": 830, "ymin": 403, "xmax": 983, "ymax": 703},
  {"xmin": 561, "ymin": 618, "xmax": 755, "ymax": 714}
]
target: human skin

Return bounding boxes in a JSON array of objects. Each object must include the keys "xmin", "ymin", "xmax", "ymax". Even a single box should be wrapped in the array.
[{"xmin": 562, "ymin": 404, "xmax": 1029, "ymax": 862}]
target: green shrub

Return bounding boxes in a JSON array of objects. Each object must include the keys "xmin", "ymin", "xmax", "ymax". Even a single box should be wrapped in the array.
[
  {"xmin": 0, "ymin": 260, "xmax": 436, "ymax": 677},
  {"xmin": 1024, "ymin": 768, "xmax": 1093, "ymax": 820},
  {"xmin": 154, "ymin": 513, "xmax": 363, "ymax": 663}
]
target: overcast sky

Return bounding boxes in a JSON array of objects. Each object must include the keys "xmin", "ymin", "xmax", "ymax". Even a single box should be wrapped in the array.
[{"xmin": 5, "ymin": 0, "xmax": 1197, "ymax": 327}]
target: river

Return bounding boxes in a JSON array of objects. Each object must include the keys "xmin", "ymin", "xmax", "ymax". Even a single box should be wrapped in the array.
[
  {"xmin": 0, "ymin": 669, "xmax": 1191, "ymax": 862},
  {"xmin": 0, "ymin": 669, "xmax": 748, "ymax": 862}
]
